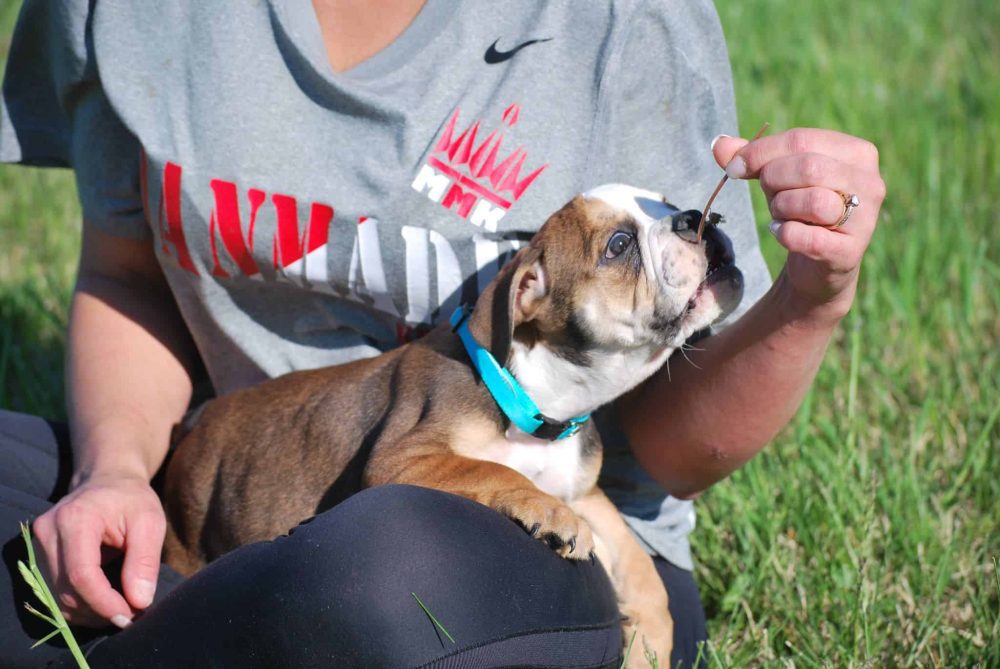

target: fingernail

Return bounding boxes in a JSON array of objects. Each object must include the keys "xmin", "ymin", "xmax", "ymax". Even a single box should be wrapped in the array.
[
  {"xmin": 135, "ymin": 578, "xmax": 156, "ymax": 608},
  {"xmin": 725, "ymin": 155, "xmax": 748, "ymax": 179},
  {"xmin": 768, "ymin": 220, "xmax": 783, "ymax": 236},
  {"xmin": 710, "ymin": 134, "xmax": 730, "ymax": 151},
  {"xmin": 111, "ymin": 614, "xmax": 133, "ymax": 629}
]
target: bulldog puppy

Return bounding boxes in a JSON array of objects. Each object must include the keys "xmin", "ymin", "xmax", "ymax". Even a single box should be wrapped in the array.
[{"xmin": 162, "ymin": 184, "xmax": 744, "ymax": 667}]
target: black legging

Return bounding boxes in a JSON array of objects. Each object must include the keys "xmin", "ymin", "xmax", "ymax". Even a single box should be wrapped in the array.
[{"xmin": 0, "ymin": 412, "xmax": 708, "ymax": 668}]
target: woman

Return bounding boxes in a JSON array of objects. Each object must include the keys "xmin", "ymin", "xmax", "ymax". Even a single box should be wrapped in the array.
[{"xmin": 0, "ymin": 1, "xmax": 885, "ymax": 666}]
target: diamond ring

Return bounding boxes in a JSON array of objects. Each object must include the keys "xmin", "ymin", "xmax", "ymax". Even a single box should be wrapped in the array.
[{"xmin": 835, "ymin": 192, "xmax": 860, "ymax": 228}]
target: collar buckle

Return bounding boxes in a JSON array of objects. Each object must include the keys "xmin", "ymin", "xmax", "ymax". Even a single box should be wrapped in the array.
[{"xmin": 531, "ymin": 414, "xmax": 588, "ymax": 441}]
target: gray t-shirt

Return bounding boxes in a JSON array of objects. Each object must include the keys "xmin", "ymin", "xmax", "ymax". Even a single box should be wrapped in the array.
[{"xmin": 1, "ymin": 0, "xmax": 771, "ymax": 570}]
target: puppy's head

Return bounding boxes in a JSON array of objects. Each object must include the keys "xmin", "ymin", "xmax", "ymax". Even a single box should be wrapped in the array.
[{"xmin": 471, "ymin": 183, "xmax": 744, "ymax": 370}]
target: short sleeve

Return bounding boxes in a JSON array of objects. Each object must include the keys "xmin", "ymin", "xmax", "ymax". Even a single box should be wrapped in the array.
[
  {"xmin": 587, "ymin": 0, "xmax": 771, "ymax": 327},
  {"xmin": 0, "ymin": 0, "xmax": 149, "ymax": 239}
]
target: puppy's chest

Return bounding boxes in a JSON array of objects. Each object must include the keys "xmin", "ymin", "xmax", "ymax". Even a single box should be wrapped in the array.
[{"xmin": 453, "ymin": 420, "xmax": 592, "ymax": 501}]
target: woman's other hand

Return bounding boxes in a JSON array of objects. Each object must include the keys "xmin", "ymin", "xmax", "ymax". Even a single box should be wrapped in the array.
[{"xmin": 32, "ymin": 472, "xmax": 165, "ymax": 628}]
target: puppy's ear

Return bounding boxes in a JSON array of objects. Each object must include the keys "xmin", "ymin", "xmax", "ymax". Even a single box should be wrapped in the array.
[
  {"xmin": 513, "ymin": 257, "xmax": 546, "ymax": 326},
  {"xmin": 469, "ymin": 244, "xmax": 546, "ymax": 365}
]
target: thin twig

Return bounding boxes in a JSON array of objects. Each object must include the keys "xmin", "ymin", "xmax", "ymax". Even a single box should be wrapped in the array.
[{"xmin": 696, "ymin": 122, "xmax": 771, "ymax": 243}]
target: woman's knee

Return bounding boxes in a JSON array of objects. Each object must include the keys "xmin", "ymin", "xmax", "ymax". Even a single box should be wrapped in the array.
[
  {"xmin": 283, "ymin": 484, "xmax": 619, "ymax": 615},
  {"xmin": 270, "ymin": 485, "xmax": 622, "ymax": 663},
  {"xmin": 87, "ymin": 485, "xmax": 624, "ymax": 667}
]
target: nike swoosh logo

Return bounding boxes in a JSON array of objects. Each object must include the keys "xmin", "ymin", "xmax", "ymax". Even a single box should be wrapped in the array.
[{"xmin": 484, "ymin": 38, "xmax": 553, "ymax": 64}]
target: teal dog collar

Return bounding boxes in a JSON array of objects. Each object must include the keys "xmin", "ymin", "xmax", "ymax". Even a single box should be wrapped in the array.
[{"xmin": 450, "ymin": 306, "xmax": 590, "ymax": 441}]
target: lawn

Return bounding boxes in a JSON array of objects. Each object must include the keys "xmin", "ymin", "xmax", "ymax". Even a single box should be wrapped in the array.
[{"xmin": 1, "ymin": 0, "xmax": 997, "ymax": 666}]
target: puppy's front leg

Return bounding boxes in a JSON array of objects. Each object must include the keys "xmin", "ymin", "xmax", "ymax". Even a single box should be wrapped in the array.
[
  {"xmin": 571, "ymin": 487, "xmax": 673, "ymax": 668},
  {"xmin": 366, "ymin": 444, "xmax": 593, "ymax": 560}
]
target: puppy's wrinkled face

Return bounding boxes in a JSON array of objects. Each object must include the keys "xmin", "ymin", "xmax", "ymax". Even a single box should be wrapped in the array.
[{"xmin": 521, "ymin": 184, "xmax": 744, "ymax": 358}]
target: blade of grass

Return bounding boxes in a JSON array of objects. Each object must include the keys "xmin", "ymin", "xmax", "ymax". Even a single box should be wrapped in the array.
[
  {"xmin": 411, "ymin": 592, "xmax": 455, "ymax": 645},
  {"xmin": 30, "ymin": 629, "xmax": 62, "ymax": 649},
  {"xmin": 619, "ymin": 629, "xmax": 637, "ymax": 669},
  {"xmin": 17, "ymin": 523, "xmax": 90, "ymax": 668},
  {"xmin": 642, "ymin": 639, "xmax": 659, "ymax": 669},
  {"xmin": 23, "ymin": 602, "xmax": 58, "ymax": 627},
  {"xmin": 941, "ymin": 401, "xmax": 1000, "ymax": 506}
]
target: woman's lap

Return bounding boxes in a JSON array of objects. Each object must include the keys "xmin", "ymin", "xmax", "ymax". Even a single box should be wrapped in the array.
[{"xmin": 0, "ymin": 410, "xmax": 707, "ymax": 668}]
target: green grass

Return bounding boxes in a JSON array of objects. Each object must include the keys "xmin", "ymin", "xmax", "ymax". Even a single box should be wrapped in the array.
[
  {"xmin": 1, "ymin": 0, "xmax": 78, "ymax": 415},
  {"xmin": 1, "ymin": 0, "xmax": 997, "ymax": 666},
  {"xmin": 0, "ymin": 163, "xmax": 78, "ymax": 415},
  {"xmin": 17, "ymin": 523, "xmax": 90, "ymax": 668},
  {"xmin": 694, "ymin": 0, "xmax": 999, "ymax": 666}
]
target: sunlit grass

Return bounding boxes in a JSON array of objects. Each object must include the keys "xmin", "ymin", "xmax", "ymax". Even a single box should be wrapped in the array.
[
  {"xmin": 1, "ymin": 0, "xmax": 996, "ymax": 666},
  {"xmin": 694, "ymin": 0, "xmax": 999, "ymax": 666}
]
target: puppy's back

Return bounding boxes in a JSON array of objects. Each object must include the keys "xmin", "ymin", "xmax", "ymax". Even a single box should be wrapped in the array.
[{"xmin": 162, "ymin": 347, "xmax": 407, "ymax": 571}]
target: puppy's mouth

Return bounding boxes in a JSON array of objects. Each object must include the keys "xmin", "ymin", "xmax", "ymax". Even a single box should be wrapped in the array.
[{"xmin": 684, "ymin": 232, "xmax": 737, "ymax": 314}]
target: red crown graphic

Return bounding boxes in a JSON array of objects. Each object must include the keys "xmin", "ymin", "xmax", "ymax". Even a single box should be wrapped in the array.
[{"xmin": 429, "ymin": 104, "xmax": 547, "ymax": 206}]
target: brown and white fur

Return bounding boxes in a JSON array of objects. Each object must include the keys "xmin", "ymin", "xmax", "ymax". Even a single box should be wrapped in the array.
[{"xmin": 162, "ymin": 184, "xmax": 744, "ymax": 667}]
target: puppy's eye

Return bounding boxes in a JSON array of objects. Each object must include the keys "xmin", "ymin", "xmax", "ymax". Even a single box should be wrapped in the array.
[{"xmin": 604, "ymin": 231, "xmax": 634, "ymax": 259}]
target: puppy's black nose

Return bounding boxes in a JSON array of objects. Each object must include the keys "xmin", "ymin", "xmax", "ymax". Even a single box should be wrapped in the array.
[
  {"xmin": 680, "ymin": 210, "xmax": 702, "ymax": 230},
  {"xmin": 671, "ymin": 209, "xmax": 703, "ymax": 242}
]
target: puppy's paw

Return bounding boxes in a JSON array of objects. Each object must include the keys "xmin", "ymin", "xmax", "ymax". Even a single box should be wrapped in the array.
[
  {"xmin": 621, "ymin": 613, "xmax": 673, "ymax": 669},
  {"xmin": 494, "ymin": 490, "xmax": 594, "ymax": 560}
]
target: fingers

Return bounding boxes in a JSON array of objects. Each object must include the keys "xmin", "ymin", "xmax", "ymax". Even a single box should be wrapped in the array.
[
  {"xmin": 31, "ymin": 480, "xmax": 166, "ymax": 629},
  {"xmin": 711, "ymin": 128, "xmax": 886, "ymax": 240},
  {"xmin": 757, "ymin": 153, "xmax": 859, "ymax": 201},
  {"xmin": 57, "ymin": 507, "xmax": 134, "ymax": 627},
  {"xmin": 711, "ymin": 134, "xmax": 749, "ymax": 170},
  {"xmin": 708, "ymin": 126, "xmax": 885, "ymax": 315},
  {"xmin": 770, "ymin": 187, "xmax": 855, "ymax": 230},
  {"xmin": 121, "ymin": 509, "xmax": 166, "ymax": 610},
  {"xmin": 768, "ymin": 220, "xmax": 864, "ymax": 274},
  {"xmin": 723, "ymin": 128, "xmax": 880, "ymax": 179}
]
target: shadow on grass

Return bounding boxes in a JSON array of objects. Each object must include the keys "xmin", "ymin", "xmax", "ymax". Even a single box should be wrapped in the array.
[{"xmin": 0, "ymin": 281, "xmax": 68, "ymax": 420}]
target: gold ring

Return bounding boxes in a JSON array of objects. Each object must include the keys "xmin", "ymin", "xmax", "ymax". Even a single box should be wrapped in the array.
[{"xmin": 836, "ymin": 192, "xmax": 860, "ymax": 228}]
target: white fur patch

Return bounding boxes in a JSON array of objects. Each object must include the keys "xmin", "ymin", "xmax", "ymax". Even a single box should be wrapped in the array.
[
  {"xmin": 507, "ymin": 340, "xmax": 670, "ymax": 424},
  {"xmin": 582, "ymin": 184, "xmax": 679, "ymax": 228},
  {"xmin": 449, "ymin": 416, "xmax": 590, "ymax": 501},
  {"xmin": 480, "ymin": 427, "xmax": 590, "ymax": 501}
]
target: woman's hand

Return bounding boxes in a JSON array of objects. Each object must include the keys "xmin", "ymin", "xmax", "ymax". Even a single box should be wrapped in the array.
[
  {"xmin": 712, "ymin": 128, "xmax": 887, "ymax": 323},
  {"xmin": 32, "ymin": 471, "xmax": 166, "ymax": 628},
  {"xmin": 44, "ymin": 222, "xmax": 197, "ymax": 628},
  {"xmin": 622, "ymin": 128, "xmax": 885, "ymax": 494}
]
